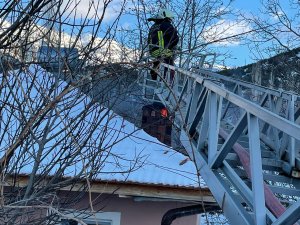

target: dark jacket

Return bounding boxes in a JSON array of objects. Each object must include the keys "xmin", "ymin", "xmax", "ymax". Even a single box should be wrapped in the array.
[{"xmin": 148, "ymin": 19, "xmax": 179, "ymax": 58}]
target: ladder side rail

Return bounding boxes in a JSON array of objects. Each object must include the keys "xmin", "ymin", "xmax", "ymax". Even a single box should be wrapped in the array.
[
  {"xmin": 197, "ymin": 68, "xmax": 295, "ymax": 101},
  {"xmin": 162, "ymin": 64, "xmax": 299, "ymax": 104},
  {"xmin": 288, "ymin": 95, "xmax": 296, "ymax": 167},
  {"xmin": 208, "ymin": 91, "xmax": 219, "ymax": 165},
  {"xmin": 248, "ymin": 112, "xmax": 267, "ymax": 225},
  {"xmin": 162, "ymin": 64, "xmax": 300, "ymax": 128}
]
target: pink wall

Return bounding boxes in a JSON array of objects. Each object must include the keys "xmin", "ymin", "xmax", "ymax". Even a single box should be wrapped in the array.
[{"xmin": 64, "ymin": 191, "xmax": 198, "ymax": 225}]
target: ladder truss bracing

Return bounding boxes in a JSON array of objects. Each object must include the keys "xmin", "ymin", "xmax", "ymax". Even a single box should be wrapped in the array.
[{"xmin": 140, "ymin": 63, "xmax": 300, "ymax": 225}]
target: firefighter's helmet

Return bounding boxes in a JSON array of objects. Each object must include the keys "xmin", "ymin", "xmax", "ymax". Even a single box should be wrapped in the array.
[{"xmin": 157, "ymin": 9, "xmax": 175, "ymax": 19}]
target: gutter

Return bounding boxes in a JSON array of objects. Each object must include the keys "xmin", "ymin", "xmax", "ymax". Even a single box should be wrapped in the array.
[{"xmin": 161, "ymin": 203, "xmax": 220, "ymax": 225}]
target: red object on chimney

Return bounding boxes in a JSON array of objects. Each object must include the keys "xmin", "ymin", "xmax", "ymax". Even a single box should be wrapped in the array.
[{"xmin": 161, "ymin": 108, "xmax": 168, "ymax": 118}]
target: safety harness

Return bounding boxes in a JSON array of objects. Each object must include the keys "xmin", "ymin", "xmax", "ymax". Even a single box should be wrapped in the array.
[{"xmin": 150, "ymin": 31, "xmax": 174, "ymax": 58}]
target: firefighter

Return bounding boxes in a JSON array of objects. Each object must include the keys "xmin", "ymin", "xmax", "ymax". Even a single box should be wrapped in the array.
[{"xmin": 147, "ymin": 9, "xmax": 179, "ymax": 80}]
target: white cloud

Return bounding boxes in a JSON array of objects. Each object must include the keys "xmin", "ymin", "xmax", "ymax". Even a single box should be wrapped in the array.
[
  {"xmin": 61, "ymin": 0, "xmax": 125, "ymax": 21},
  {"xmin": 203, "ymin": 20, "xmax": 251, "ymax": 46},
  {"xmin": 120, "ymin": 22, "xmax": 132, "ymax": 30},
  {"xmin": 78, "ymin": 33, "xmax": 138, "ymax": 63},
  {"xmin": 269, "ymin": 10, "xmax": 285, "ymax": 21},
  {"xmin": 0, "ymin": 19, "xmax": 137, "ymax": 64},
  {"xmin": 0, "ymin": 19, "xmax": 11, "ymax": 35}
]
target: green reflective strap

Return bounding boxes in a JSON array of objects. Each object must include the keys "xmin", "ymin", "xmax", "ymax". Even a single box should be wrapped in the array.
[
  {"xmin": 151, "ymin": 49, "xmax": 173, "ymax": 58},
  {"xmin": 151, "ymin": 30, "xmax": 170, "ymax": 58},
  {"xmin": 151, "ymin": 49, "xmax": 161, "ymax": 58},
  {"xmin": 157, "ymin": 31, "xmax": 164, "ymax": 48},
  {"xmin": 162, "ymin": 49, "xmax": 173, "ymax": 57}
]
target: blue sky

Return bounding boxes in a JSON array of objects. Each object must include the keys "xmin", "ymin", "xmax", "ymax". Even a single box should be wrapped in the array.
[
  {"xmin": 225, "ymin": 1, "xmax": 261, "ymax": 67},
  {"xmin": 0, "ymin": 0, "xmax": 296, "ymax": 68},
  {"xmin": 221, "ymin": 0, "xmax": 296, "ymax": 67},
  {"xmin": 227, "ymin": 0, "xmax": 269, "ymax": 67},
  {"xmin": 40, "ymin": 1, "xmax": 277, "ymax": 68}
]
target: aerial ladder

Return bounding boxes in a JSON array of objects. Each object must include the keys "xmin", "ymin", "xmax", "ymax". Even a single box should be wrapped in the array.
[{"xmin": 140, "ymin": 56, "xmax": 300, "ymax": 225}]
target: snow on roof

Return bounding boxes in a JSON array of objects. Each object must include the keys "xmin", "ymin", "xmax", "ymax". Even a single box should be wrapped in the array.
[
  {"xmin": 2, "ymin": 65, "xmax": 203, "ymax": 189},
  {"xmin": 98, "ymin": 121, "xmax": 202, "ymax": 188}
]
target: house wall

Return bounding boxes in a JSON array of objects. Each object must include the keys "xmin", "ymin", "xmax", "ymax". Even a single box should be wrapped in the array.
[{"xmin": 60, "ymin": 191, "xmax": 198, "ymax": 225}]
